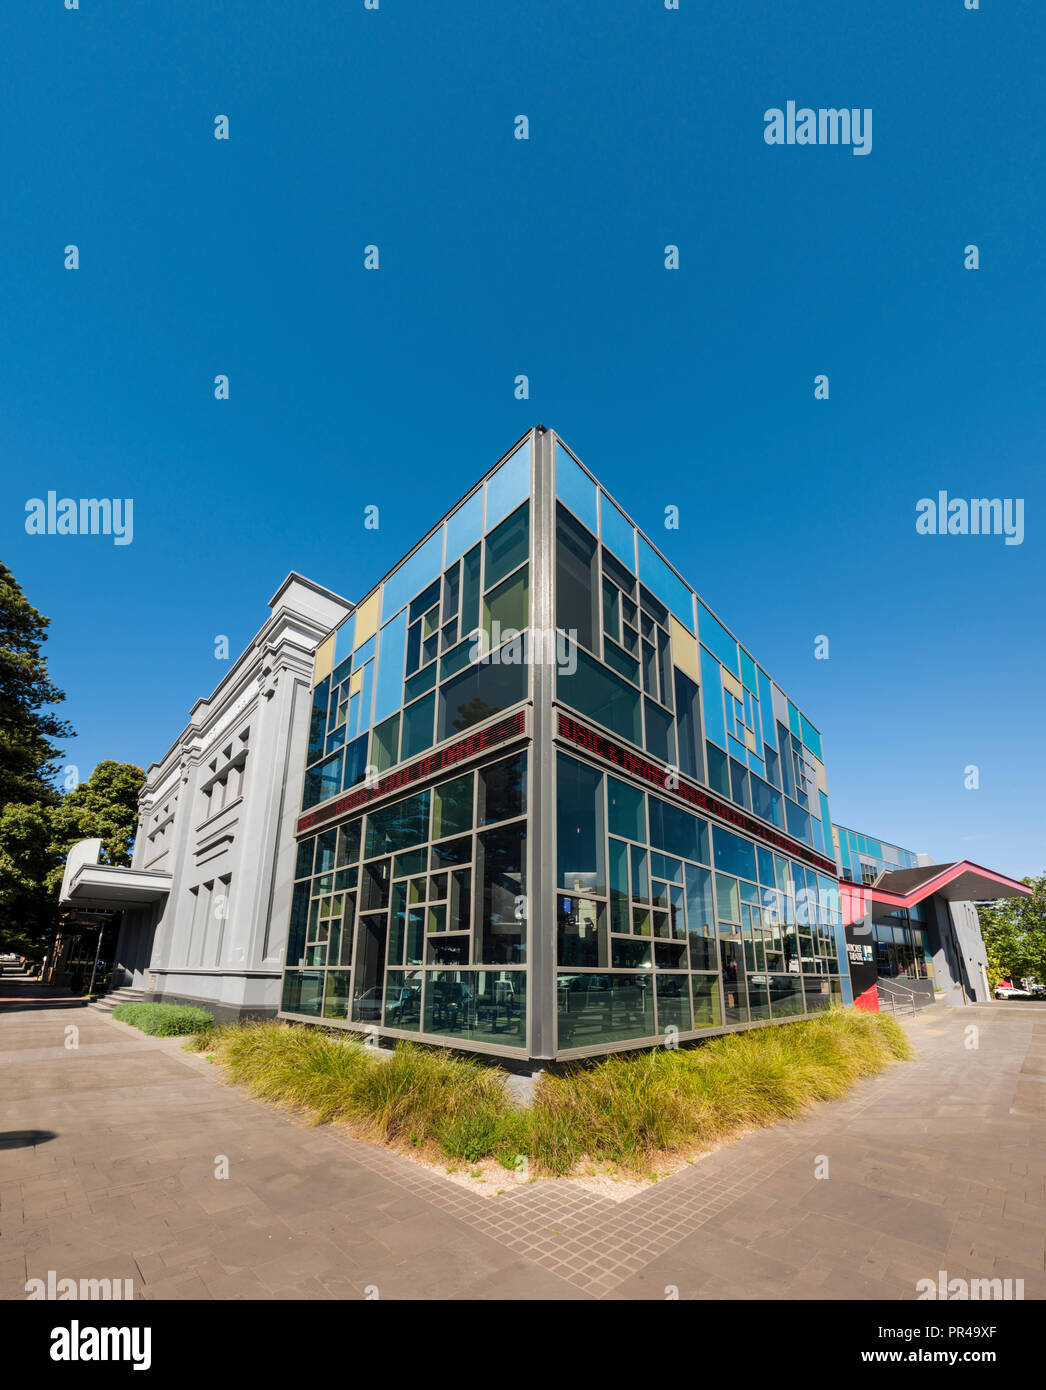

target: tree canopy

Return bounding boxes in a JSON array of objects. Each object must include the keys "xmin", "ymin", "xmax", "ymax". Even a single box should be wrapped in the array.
[{"xmin": 977, "ymin": 873, "xmax": 1046, "ymax": 989}]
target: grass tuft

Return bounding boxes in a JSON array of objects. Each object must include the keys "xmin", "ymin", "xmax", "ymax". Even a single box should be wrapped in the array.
[
  {"xmin": 189, "ymin": 1007, "xmax": 912, "ymax": 1177},
  {"xmin": 111, "ymin": 1001, "xmax": 214, "ymax": 1036}
]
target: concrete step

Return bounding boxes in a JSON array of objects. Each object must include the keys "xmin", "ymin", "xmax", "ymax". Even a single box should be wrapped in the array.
[{"xmin": 91, "ymin": 988, "xmax": 148, "ymax": 1015}]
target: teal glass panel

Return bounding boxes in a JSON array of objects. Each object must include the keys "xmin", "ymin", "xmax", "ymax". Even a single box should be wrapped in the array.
[
  {"xmin": 739, "ymin": 648, "xmax": 758, "ymax": 694},
  {"xmin": 557, "ymin": 754, "xmax": 605, "ymax": 895},
  {"xmin": 604, "ymin": 638, "xmax": 639, "ymax": 685},
  {"xmin": 444, "ymin": 490, "xmax": 483, "ymax": 568},
  {"xmin": 373, "ymin": 610, "xmax": 408, "ymax": 725},
  {"xmin": 599, "ymin": 491, "xmax": 636, "ymax": 572},
  {"xmin": 485, "ymin": 440, "xmax": 531, "ymax": 531},
  {"xmin": 636, "ymin": 535, "xmax": 693, "ymax": 632},
  {"xmin": 555, "ymin": 441, "xmax": 598, "ymax": 532},
  {"xmin": 706, "ymin": 740, "xmax": 730, "ymax": 796},
  {"xmin": 356, "ymin": 659, "xmax": 374, "ymax": 733},
  {"xmin": 558, "ymin": 648, "xmax": 642, "ymax": 746},
  {"xmin": 799, "ymin": 712, "xmax": 823, "ymax": 761},
  {"xmin": 382, "ymin": 530, "xmax": 444, "ymax": 622},
  {"xmin": 699, "ymin": 646, "xmax": 726, "ymax": 749},
  {"xmin": 697, "ymin": 601, "xmax": 739, "ymax": 677},
  {"xmin": 606, "ymin": 775, "xmax": 645, "ymax": 841},
  {"xmin": 788, "ymin": 699, "xmax": 802, "ymax": 740}
]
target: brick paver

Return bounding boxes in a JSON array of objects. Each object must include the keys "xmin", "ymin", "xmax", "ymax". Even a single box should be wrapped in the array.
[{"xmin": 1, "ymin": 973, "xmax": 1043, "ymax": 1300}]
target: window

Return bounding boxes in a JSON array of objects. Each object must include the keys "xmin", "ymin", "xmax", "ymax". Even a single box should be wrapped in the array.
[
  {"xmin": 558, "ymin": 648, "xmax": 642, "ymax": 746},
  {"xmin": 556, "ymin": 504, "xmax": 598, "ymax": 652}
]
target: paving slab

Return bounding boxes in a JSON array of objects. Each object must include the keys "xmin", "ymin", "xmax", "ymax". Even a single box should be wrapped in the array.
[{"xmin": 1, "ymin": 973, "xmax": 1043, "ymax": 1299}]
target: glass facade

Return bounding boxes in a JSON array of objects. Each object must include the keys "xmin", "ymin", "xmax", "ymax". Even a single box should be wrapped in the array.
[
  {"xmin": 278, "ymin": 429, "xmax": 851, "ymax": 1058},
  {"xmin": 831, "ymin": 821, "xmax": 919, "ymax": 885}
]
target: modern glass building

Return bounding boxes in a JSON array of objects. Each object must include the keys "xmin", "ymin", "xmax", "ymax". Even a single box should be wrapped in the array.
[{"xmin": 278, "ymin": 427, "xmax": 855, "ymax": 1060}]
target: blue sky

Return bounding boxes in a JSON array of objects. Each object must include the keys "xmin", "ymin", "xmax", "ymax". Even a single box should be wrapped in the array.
[{"xmin": 3, "ymin": 1, "xmax": 1043, "ymax": 878}]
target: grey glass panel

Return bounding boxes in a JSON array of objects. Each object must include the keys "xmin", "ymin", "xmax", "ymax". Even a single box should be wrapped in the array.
[
  {"xmin": 720, "ymin": 938, "xmax": 748, "ymax": 1024},
  {"xmin": 649, "ymin": 796, "xmax": 708, "ymax": 863},
  {"xmin": 606, "ymin": 775, "xmax": 644, "ymax": 841},
  {"xmin": 372, "ymin": 715, "xmax": 400, "ymax": 773},
  {"xmin": 424, "ymin": 970, "xmax": 526, "ymax": 1048},
  {"xmin": 484, "ymin": 503, "xmax": 529, "ymax": 590},
  {"xmin": 477, "ymin": 820, "xmax": 526, "ymax": 964},
  {"xmin": 656, "ymin": 974, "xmax": 692, "ymax": 1033},
  {"xmin": 556, "ymin": 973, "xmax": 654, "ymax": 1048},
  {"xmin": 432, "ymin": 772, "xmax": 474, "ymax": 840},
  {"xmin": 351, "ymin": 914, "xmax": 388, "ymax": 1023},
  {"xmin": 556, "ymin": 504, "xmax": 598, "ymax": 652},
  {"xmin": 365, "ymin": 791, "xmax": 430, "ymax": 859},
  {"xmin": 556, "ymin": 754, "xmax": 605, "ymax": 895},
  {"xmin": 384, "ymin": 969, "xmax": 422, "ymax": 1032},
  {"xmin": 612, "ymin": 937, "xmax": 651, "ymax": 969},
  {"xmin": 558, "ymin": 648, "xmax": 641, "ymax": 746},
  {"xmin": 479, "ymin": 752, "xmax": 526, "ymax": 825},
  {"xmin": 691, "ymin": 974, "xmax": 722, "ymax": 1028},
  {"xmin": 769, "ymin": 974, "xmax": 805, "ymax": 1017},
  {"xmin": 281, "ymin": 970, "xmax": 324, "ymax": 1017},
  {"xmin": 400, "ymin": 692, "xmax": 435, "ymax": 760},
  {"xmin": 437, "ymin": 657, "xmax": 526, "ymax": 742},
  {"xmin": 557, "ymin": 895, "xmax": 608, "ymax": 967},
  {"xmin": 674, "ymin": 669, "xmax": 704, "ymax": 783},
  {"xmin": 609, "ymin": 837, "xmax": 629, "ymax": 935},
  {"xmin": 323, "ymin": 971, "xmax": 353, "ymax": 1020}
]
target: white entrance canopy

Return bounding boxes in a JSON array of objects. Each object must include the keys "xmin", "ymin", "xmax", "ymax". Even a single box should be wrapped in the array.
[{"xmin": 59, "ymin": 838, "xmax": 172, "ymax": 910}]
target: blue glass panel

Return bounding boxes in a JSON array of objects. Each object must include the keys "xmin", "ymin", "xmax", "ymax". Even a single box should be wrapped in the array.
[
  {"xmin": 748, "ymin": 752, "xmax": 765, "ymax": 777},
  {"xmin": 728, "ymin": 734, "xmax": 748, "ymax": 766},
  {"xmin": 712, "ymin": 826, "xmax": 757, "ymax": 882},
  {"xmin": 739, "ymin": 649, "xmax": 758, "ymax": 694},
  {"xmin": 331, "ymin": 614, "xmax": 355, "ymax": 671},
  {"xmin": 756, "ymin": 667, "xmax": 777, "ymax": 751},
  {"xmin": 555, "ymin": 442, "xmax": 598, "ymax": 533},
  {"xmin": 373, "ymin": 610, "xmax": 408, "ymax": 725},
  {"xmin": 343, "ymin": 734, "xmax": 369, "ymax": 790},
  {"xmin": 866, "ymin": 838, "xmax": 882, "ymax": 859},
  {"xmin": 599, "ymin": 492, "xmax": 636, "ymax": 572},
  {"xmin": 756, "ymin": 847, "xmax": 774, "ymax": 884},
  {"xmin": 485, "ymin": 440, "xmax": 532, "ymax": 531},
  {"xmin": 699, "ymin": 647, "xmax": 725, "ymax": 749},
  {"xmin": 785, "ymin": 798, "xmax": 812, "ymax": 846},
  {"xmin": 356, "ymin": 659, "xmax": 374, "ymax": 733},
  {"xmin": 799, "ymin": 713, "xmax": 823, "ymax": 761},
  {"xmin": 351, "ymin": 633, "xmax": 375, "ymax": 671},
  {"xmin": 331, "ymin": 654, "xmax": 352, "ymax": 688},
  {"xmin": 637, "ymin": 535, "xmax": 694, "ymax": 632},
  {"xmin": 382, "ymin": 530, "xmax": 444, "ymax": 621},
  {"xmin": 811, "ymin": 816, "xmax": 823, "ymax": 854},
  {"xmin": 444, "ymin": 490, "xmax": 483, "ymax": 568},
  {"xmin": 697, "ymin": 602, "xmax": 739, "ymax": 676},
  {"xmin": 837, "ymin": 830, "xmax": 850, "ymax": 874}
]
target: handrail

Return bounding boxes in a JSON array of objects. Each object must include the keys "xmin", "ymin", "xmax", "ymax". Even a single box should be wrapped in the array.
[{"xmin": 877, "ymin": 978, "xmax": 919, "ymax": 998}]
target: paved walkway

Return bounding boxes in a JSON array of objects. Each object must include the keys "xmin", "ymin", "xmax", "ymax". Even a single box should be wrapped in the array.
[{"xmin": 1, "ymin": 973, "xmax": 1044, "ymax": 1300}]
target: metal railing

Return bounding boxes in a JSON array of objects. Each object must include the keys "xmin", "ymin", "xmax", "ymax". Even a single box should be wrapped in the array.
[{"xmin": 876, "ymin": 978, "xmax": 923, "ymax": 1018}]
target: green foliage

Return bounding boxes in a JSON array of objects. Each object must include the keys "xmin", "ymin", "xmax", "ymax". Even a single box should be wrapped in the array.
[
  {"xmin": 0, "ymin": 759, "xmax": 145, "ymax": 957},
  {"xmin": 191, "ymin": 1008, "xmax": 912, "ymax": 1177},
  {"xmin": 112, "ymin": 1002, "xmax": 214, "ymax": 1036},
  {"xmin": 0, "ymin": 562, "xmax": 73, "ymax": 813},
  {"xmin": 978, "ymin": 873, "xmax": 1046, "ymax": 988}
]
